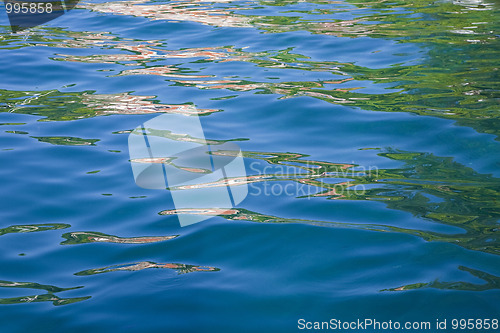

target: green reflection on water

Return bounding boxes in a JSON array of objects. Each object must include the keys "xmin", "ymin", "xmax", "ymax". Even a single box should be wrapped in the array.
[
  {"xmin": 0, "ymin": 0, "xmax": 497, "ymax": 302},
  {"xmin": 0, "ymin": 293, "xmax": 91, "ymax": 306},
  {"xmin": 383, "ymin": 266, "xmax": 500, "ymax": 292},
  {"xmin": 0, "ymin": 223, "xmax": 70, "ymax": 236},
  {"xmin": 161, "ymin": 147, "xmax": 500, "ymax": 256},
  {"xmin": 0, "ymin": 89, "xmax": 219, "ymax": 121},
  {"xmin": 2, "ymin": 0, "xmax": 497, "ymax": 137},
  {"xmin": 74, "ymin": 261, "xmax": 221, "ymax": 275},
  {"xmin": 61, "ymin": 231, "xmax": 178, "ymax": 244},
  {"xmin": 0, "ymin": 280, "xmax": 90, "ymax": 306},
  {"xmin": 32, "ymin": 136, "xmax": 100, "ymax": 146}
]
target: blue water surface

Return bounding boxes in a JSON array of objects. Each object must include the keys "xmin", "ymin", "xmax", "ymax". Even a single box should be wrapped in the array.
[{"xmin": 0, "ymin": 0, "xmax": 499, "ymax": 332}]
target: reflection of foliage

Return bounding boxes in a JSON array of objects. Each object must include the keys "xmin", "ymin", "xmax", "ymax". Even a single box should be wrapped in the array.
[
  {"xmin": 0, "ymin": 26, "xmax": 131, "ymax": 50},
  {"xmin": 81, "ymin": 0, "xmax": 252, "ymax": 28},
  {"xmin": 0, "ymin": 89, "xmax": 218, "ymax": 121},
  {"xmin": 5, "ymin": 130, "xmax": 28, "ymax": 135},
  {"xmin": 0, "ymin": 280, "xmax": 81, "ymax": 293},
  {"xmin": 0, "ymin": 223, "xmax": 70, "ymax": 236},
  {"xmin": 0, "ymin": 89, "xmax": 104, "ymax": 121},
  {"xmin": 7, "ymin": 129, "xmax": 102, "ymax": 146},
  {"xmin": 0, "ymin": 0, "xmax": 497, "ymax": 249},
  {"xmin": 254, "ymin": 0, "xmax": 499, "ymax": 41},
  {"xmin": 170, "ymin": 48, "xmax": 499, "ymax": 137},
  {"xmin": 61, "ymin": 231, "xmax": 178, "ymax": 245},
  {"xmin": 0, "ymin": 280, "xmax": 90, "ymax": 306},
  {"xmin": 253, "ymin": 0, "xmax": 500, "ymax": 137},
  {"xmin": 32, "ymin": 136, "xmax": 100, "ymax": 146},
  {"xmin": 162, "ymin": 148, "xmax": 500, "ymax": 255},
  {"xmin": 75, "ymin": 261, "xmax": 220, "ymax": 275},
  {"xmin": 143, "ymin": 127, "xmax": 248, "ymax": 145},
  {"xmin": 161, "ymin": 207, "xmax": 394, "ymax": 231},
  {"xmin": 0, "ymin": 293, "xmax": 91, "ymax": 306},
  {"xmin": 265, "ymin": 148, "xmax": 500, "ymax": 255},
  {"xmin": 382, "ymin": 266, "xmax": 500, "ymax": 292},
  {"xmin": 2, "ymin": 0, "xmax": 498, "ymax": 138}
]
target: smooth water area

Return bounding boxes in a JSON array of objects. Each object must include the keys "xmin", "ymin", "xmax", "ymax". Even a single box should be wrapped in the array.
[{"xmin": 0, "ymin": 0, "xmax": 499, "ymax": 332}]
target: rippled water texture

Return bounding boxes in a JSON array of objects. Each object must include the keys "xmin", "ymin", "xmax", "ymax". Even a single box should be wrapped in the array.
[{"xmin": 0, "ymin": 0, "xmax": 499, "ymax": 332}]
